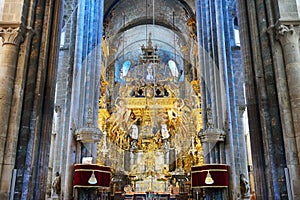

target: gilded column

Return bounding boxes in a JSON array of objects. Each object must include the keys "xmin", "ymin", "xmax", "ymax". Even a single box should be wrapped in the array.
[
  {"xmin": 276, "ymin": 23, "xmax": 300, "ymax": 199},
  {"xmin": 0, "ymin": 23, "xmax": 25, "ymax": 198}
]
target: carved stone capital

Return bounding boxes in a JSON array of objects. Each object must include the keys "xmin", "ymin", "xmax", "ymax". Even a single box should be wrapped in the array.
[
  {"xmin": 275, "ymin": 24, "xmax": 300, "ymax": 45},
  {"xmin": 0, "ymin": 23, "xmax": 26, "ymax": 46}
]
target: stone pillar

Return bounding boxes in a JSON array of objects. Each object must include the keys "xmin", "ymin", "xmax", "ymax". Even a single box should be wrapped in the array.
[
  {"xmin": 0, "ymin": 23, "xmax": 25, "ymax": 199},
  {"xmin": 276, "ymin": 23, "xmax": 300, "ymax": 199}
]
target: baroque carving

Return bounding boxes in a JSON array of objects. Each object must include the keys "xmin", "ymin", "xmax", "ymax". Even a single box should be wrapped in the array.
[
  {"xmin": 0, "ymin": 23, "xmax": 26, "ymax": 46},
  {"xmin": 187, "ymin": 17, "xmax": 197, "ymax": 40},
  {"xmin": 97, "ymin": 36, "xmax": 204, "ymax": 177}
]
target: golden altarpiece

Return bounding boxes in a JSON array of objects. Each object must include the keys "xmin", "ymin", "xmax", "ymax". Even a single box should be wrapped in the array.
[{"xmin": 96, "ymin": 35, "xmax": 203, "ymax": 198}]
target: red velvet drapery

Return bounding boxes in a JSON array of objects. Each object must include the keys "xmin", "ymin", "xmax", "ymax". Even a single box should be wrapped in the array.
[
  {"xmin": 73, "ymin": 164, "xmax": 111, "ymax": 187},
  {"xmin": 191, "ymin": 164, "xmax": 228, "ymax": 188}
]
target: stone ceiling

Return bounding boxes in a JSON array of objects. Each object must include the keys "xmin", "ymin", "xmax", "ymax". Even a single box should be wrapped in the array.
[{"xmin": 103, "ymin": 0, "xmax": 197, "ymax": 72}]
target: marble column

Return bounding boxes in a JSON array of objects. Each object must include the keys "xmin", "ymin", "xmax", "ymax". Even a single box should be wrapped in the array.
[
  {"xmin": 276, "ymin": 23, "xmax": 300, "ymax": 199},
  {"xmin": 0, "ymin": 23, "xmax": 25, "ymax": 198}
]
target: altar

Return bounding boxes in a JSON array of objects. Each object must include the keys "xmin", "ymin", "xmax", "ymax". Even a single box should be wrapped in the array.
[
  {"xmin": 134, "ymin": 178, "xmax": 168, "ymax": 193},
  {"xmin": 124, "ymin": 192, "xmax": 171, "ymax": 200}
]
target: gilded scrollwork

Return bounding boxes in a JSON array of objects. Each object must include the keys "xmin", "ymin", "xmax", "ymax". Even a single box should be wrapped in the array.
[{"xmin": 97, "ymin": 37, "xmax": 204, "ymax": 176}]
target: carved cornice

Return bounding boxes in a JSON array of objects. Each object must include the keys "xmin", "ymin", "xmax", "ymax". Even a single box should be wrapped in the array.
[
  {"xmin": 275, "ymin": 18, "xmax": 300, "ymax": 26},
  {"xmin": 0, "ymin": 22, "xmax": 27, "ymax": 45}
]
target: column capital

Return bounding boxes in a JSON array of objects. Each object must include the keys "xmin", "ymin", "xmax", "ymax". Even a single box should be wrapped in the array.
[
  {"xmin": 276, "ymin": 24, "xmax": 299, "ymax": 45},
  {"xmin": 271, "ymin": 20, "xmax": 300, "ymax": 45},
  {"xmin": 0, "ymin": 22, "xmax": 27, "ymax": 46}
]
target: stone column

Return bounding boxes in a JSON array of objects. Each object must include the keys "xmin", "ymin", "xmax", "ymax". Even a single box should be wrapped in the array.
[
  {"xmin": 276, "ymin": 23, "xmax": 300, "ymax": 199},
  {"xmin": 0, "ymin": 23, "xmax": 25, "ymax": 198}
]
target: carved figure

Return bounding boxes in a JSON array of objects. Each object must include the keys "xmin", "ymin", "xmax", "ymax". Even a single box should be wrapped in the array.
[
  {"xmin": 240, "ymin": 174, "xmax": 250, "ymax": 197},
  {"xmin": 161, "ymin": 124, "xmax": 170, "ymax": 139},
  {"xmin": 146, "ymin": 63, "xmax": 154, "ymax": 81},
  {"xmin": 168, "ymin": 99, "xmax": 188, "ymax": 135},
  {"xmin": 130, "ymin": 124, "xmax": 139, "ymax": 140},
  {"xmin": 52, "ymin": 172, "xmax": 61, "ymax": 195},
  {"xmin": 110, "ymin": 98, "xmax": 131, "ymax": 132}
]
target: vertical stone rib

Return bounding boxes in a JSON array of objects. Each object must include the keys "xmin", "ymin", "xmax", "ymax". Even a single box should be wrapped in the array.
[
  {"xmin": 217, "ymin": 0, "xmax": 244, "ymax": 198},
  {"xmin": 64, "ymin": 0, "xmax": 86, "ymax": 198},
  {"xmin": 58, "ymin": 0, "xmax": 78, "ymax": 197},
  {"xmin": 250, "ymin": 0, "xmax": 278, "ymax": 198},
  {"xmin": 236, "ymin": 0, "xmax": 269, "ymax": 199},
  {"xmin": 33, "ymin": 0, "xmax": 62, "ymax": 198},
  {"xmin": 93, "ymin": 0, "xmax": 104, "ymax": 159},
  {"xmin": 256, "ymin": 1, "xmax": 289, "ymax": 199},
  {"xmin": 196, "ymin": 0, "xmax": 207, "ymax": 126},
  {"xmin": 208, "ymin": 0, "xmax": 217, "ymax": 131}
]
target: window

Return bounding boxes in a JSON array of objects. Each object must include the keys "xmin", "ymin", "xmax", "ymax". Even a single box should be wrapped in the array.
[
  {"xmin": 168, "ymin": 60, "xmax": 179, "ymax": 77},
  {"xmin": 121, "ymin": 60, "xmax": 131, "ymax": 78},
  {"xmin": 234, "ymin": 29, "xmax": 240, "ymax": 47}
]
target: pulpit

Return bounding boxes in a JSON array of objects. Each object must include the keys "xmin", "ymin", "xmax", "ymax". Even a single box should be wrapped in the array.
[
  {"xmin": 74, "ymin": 164, "xmax": 111, "ymax": 187},
  {"xmin": 73, "ymin": 164, "xmax": 111, "ymax": 199},
  {"xmin": 191, "ymin": 164, "xmax": 228, "ymax": 188}
]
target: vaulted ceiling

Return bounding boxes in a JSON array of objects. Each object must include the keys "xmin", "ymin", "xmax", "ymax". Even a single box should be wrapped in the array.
[{"xmin": 103, "ymin": 0, "xmax": 197, "ymax": 76}]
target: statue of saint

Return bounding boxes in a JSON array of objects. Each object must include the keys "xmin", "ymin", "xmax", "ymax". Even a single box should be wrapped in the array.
[
  {"xmin": 130, "ymin": 124, "xmax": 139, "ymax": 140},
  {"xmin": 161, "ymin": 124, "xmax": 170, "ymax": 139},
  {"xmin": 146, "ymin": 63, "xmax": 154, "ymax": 81},
  {"xmin": 240, "ymin": 173, "xmax": 250, "ymax": 197},
  {"xmin": 52, "ymin": 172, "xmax": 61, "ymax": 195}
]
